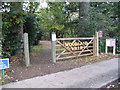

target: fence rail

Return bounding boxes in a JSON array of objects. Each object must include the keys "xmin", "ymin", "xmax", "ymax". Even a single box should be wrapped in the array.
[{"xmin": 56, "ymin": 37, "xmax": 96, "ymax": 40}]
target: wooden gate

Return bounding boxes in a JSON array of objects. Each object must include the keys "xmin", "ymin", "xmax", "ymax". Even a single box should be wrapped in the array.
[{"xmin": 52, "ymin": 32, "xmax": 99, "ymax": 62}]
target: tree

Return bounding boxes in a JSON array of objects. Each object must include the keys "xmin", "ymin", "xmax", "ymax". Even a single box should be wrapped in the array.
[
  {"xmin": 2, "ymin": 2, "xmax": 24, "ymax": 57},
  {"xmin": 77, "ymin": 2, "xmax": 91, "ymax": 37},
  {"xmin": 39, "ymin": 2, "xmax": 66, "ymax": 39},
  {"xmin": 11, "ymin": 2, "xmax": 24, "ymax": 55},
  {"xmin": 23, "ymin": 2, "xmax": 42, "ymax": 46}
]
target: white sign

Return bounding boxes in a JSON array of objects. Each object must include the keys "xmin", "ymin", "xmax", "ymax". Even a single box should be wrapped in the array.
[
  {"xmin": 106, "ymin": 39, "xmax": 116, "ymax": 46},
  {"xmin": 106, "ymin": 39, "xmax": 116, "ymax": 55}
]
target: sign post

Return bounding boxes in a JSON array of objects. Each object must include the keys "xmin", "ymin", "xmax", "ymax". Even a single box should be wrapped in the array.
[
  {"xmin": 106, "ymin": 39, "xmax": 116, "ymax": 55},
  {"xmin": 2, "ymin": 69, "xmax": 4, "ymax": 78},
  {"xmin": 98, "ymin": 31, "xmax": 103, "ymax": 53},
  {"xmin": 96, "ymin": 32, "xmax": 99, "ymax": 56},
  {"xmin": 0, "ymin": 59, "xmax": 9, "ymax": 78}
]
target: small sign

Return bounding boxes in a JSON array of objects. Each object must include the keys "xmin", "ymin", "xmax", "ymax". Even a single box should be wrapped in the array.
[
  {"xmin": 106, "ymin": 39, "xmax": 116, "ymax": 55},
  {"xmin": 98, "ymin": 31, "xmax": 103, "ymax": 37},
  {"xmin": 106, "ymin": 39, "xmax": 116, "ymax": 46},
  {"xmin": 0, "ymin": 59, "xmax": 9, "ymax": 69}
]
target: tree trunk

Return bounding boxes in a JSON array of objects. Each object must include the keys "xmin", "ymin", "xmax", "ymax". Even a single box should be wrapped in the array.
[
  {"xmin": 78, "ymin": 2, "xmax": 90, "ymax": 19},
  {"xmin": 78, "ymin": 2, "xmax": 90, "ymax": 37}
]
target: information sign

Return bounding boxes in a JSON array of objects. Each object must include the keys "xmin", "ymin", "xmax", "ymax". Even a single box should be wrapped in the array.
[
  {"xmin": 0, "ymin": 59, "xmax": 9, "ymax": 69},
  {"xmin": 106, "ymin": 39, "xmax": 116, "ymax": 55},
  {"xmin": 106, "ymin": 39, "xmax": 116, "ymax": 46}
]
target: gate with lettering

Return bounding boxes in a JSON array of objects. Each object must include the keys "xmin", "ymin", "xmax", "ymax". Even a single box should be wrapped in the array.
[{"xmin": 52, "ymin": 32, "xmax": 99, "ymax": 62}]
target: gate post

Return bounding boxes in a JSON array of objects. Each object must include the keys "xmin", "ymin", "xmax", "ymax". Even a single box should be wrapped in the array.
[
  {"xmin": 94, "ymin": 32, "xmax": 99, "ymax": 56},
  {"xmin": 52, "ymin": 32, "xmax": 56, "ymax": 63},
  {"xmin": 23, "ymin": 33, "xmax": 30, "ymax": 67},
  {"xmin": 93, "ymin": 35, "xmax": 96, "ymax": 55},
  {"xmin": 96, "ymin": 32, "xmax": 99, "ymax": 56}
]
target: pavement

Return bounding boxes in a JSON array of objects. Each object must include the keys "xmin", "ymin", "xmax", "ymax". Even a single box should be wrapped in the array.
[{"xmin": 1, "ymin": 58, "xmax": 119, "ymax": 88}]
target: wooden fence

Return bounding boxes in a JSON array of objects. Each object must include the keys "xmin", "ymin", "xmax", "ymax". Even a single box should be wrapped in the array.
[{"xmin": 52, "ymin": 32, "xmax": 99, "ymax": 62}]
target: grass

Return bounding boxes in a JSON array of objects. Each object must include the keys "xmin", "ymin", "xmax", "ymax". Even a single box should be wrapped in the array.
[{"xmin": 30, "ymin": 45, "xmax": 44, "ymax": 55}]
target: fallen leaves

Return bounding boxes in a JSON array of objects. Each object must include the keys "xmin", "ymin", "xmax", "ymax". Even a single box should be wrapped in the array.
[
  {"xmin": 11, "ymin": 70, "xmax": 15, "ymax": 73},
  {"xmin": 10, "ymin": 56, "xmax": 23, "ymax": 66},
  {"xmin": 4, "ymin": 75, "xmax": 10, "ymax": 80}
]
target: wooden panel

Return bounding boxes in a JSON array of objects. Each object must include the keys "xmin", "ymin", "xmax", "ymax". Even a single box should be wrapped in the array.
[
  {"xmin": 56, "ymin": 56, "xmax": 76, "ymax": 60},
  {"xmin": 78, "ymin": 53, "xmax": 93, "ymax": 57},
  {"xmin": 57, "ymin": 40, "xmax": 77, "ymax": 56},
  {"xmin": 56, "ymin": 49, "xmax": 93, "ymax": 56},
  {"xmin": 55, "ymin": 36, "xmax": 96, "ymax": 61}
]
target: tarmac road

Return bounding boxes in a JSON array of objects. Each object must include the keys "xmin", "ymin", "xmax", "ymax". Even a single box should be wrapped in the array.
[{"xmin": 1, "ymin": 58, "xmax": 119, "ymax": 88}]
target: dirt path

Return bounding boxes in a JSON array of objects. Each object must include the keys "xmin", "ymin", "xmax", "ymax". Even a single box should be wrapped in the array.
[{"xmin": 30, "ymin": 41, "xmax": 52, "ymax": 64}]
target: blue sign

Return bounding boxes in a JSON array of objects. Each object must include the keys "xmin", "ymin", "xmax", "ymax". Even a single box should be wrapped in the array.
[{"xmin": 0, "ymin": 59, "xmax": 9, "ymax": 69}]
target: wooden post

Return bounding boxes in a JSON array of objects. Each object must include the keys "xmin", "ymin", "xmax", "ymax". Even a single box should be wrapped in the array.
[
  {"xmin": 93, "ymin": 35, "xmax": 96, "ymax": 55},
  {"xmin": 52, "ymin": 32, "xmax": 56, "ymax": 63},
  {"xmin": 96, "ymin": 32, "xmax": 99, "ymax": 56},
  {"xmin": 105, "ymin": 45, "xmax": 108, "ymax": 54},
  {"xmin": 113, "ymin": 46, "xmax": 116, "ymax": 55},
  {"xmin": 23, "ymin": 33, "xmax": 30, "ymax": 67}
]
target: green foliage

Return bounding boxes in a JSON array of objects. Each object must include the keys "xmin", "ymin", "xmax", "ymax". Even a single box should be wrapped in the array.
[
  {"xmin": 2, "ymin": 2, "xmax": 43, "ymax": 57},
  {"xmin": 89, "ymin": 2, "xmax": 118, "ymax": 52},
  {"xmin": 2, "ymin": 1, "xmax": 120, "ymax": 58},
  {"xmin": 24, "ymin": 13, "xmax": 42, "ymax": 46},
  {"xmin": 2, "ymin": 2, "xmax": 25, "ymax": 57},
  {"xmin": 24, "ymin": 2, "xmax": 43, "ymax": 50},
  {"xmin": 39, "ymin": 2, "xmax": 66, "ymax": 39},
  {"xmin": 90, "ymin": 2, "xmax": 118, "ymax": 35},
  {"xmin": 40, "ymin": 4, "xmax": 64, "ymax": 31}
]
